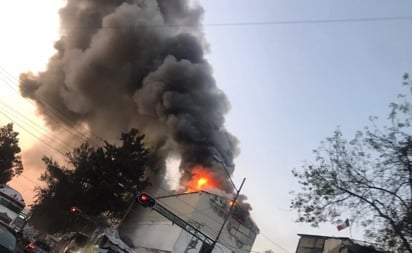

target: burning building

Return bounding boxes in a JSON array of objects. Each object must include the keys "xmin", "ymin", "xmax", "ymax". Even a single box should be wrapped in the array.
[
  {"xmin": 133, "ymin": 190, "xmax": 259, "ymax": 253},
  {"xmin": 131, "ymin": 168, "xmax": 258, "ymax": 253}
]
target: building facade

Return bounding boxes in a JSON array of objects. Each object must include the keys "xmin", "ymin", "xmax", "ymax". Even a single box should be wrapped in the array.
[
  {"xmin": 295, "ymin": 234, "xmax": 388, "ymax": 253},
  {"xmin": 132, "ymin": 191, "xmax": 259, "ymax": 253}
]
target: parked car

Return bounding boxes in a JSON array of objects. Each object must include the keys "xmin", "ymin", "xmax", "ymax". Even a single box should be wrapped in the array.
[
  {"xmin": 0, "ymin": 222, "xmax": 18, "ymax": 253},
  {"xmin": 24, "ymin": 241, "xmax": 51, "ymax": 253}
]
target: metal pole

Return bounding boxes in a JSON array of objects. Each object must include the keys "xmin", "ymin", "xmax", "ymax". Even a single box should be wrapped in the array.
[
  {"xmin": 211, "ymin": 155, "xmax": 237, "ymax": 192},
  {"xmin": 208, "ymin": 178, "xmax": 246, "ymax": 253}
]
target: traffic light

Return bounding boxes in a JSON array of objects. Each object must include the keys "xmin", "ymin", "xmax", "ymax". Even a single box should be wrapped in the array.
[
  {"xmin": 70, "ymin": 206, "xmax": 81, "ymax": 215},
  {"xmin": 136, "ymin": 192, "xmax": 156, "ymax": 208}
]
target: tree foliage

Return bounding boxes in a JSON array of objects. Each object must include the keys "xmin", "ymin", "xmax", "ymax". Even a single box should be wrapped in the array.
[
  {"xmin": 291, "ymin": 77, "xmax": 412, "ymax": 252},
  {"xmin": 0, "ymin": 123, "xmax": 23, "ymax": 184},
  {"xmin": 30, "ymin": 129, "xmax": 150, "ymax": 234}
]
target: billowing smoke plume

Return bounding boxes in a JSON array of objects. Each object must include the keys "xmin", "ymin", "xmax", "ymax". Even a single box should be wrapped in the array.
[{"xmin": 20, "ymin": 0, "xmax": 239, "ymax": 193}]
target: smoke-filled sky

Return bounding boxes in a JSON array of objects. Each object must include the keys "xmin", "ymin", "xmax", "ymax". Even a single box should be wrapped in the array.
[
  {"xmin": 1, "ymin": 0, "xmax": 412, "ymax": 252},
  {"xmin": 19, "ymin": 0, "xmax": 239, "ymax": 195}
]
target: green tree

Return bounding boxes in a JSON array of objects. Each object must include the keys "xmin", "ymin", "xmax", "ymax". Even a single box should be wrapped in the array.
[
  {"xmin": 291, "ymin": 77, "xmax": 412, "ymax": 252},
  {"xmin": 30, "ymin": 129, "xmax": 150, "ymax": 233},
  {"xmin": 0, "ymin": 123, "xmax": 23, "ymax": 183}
]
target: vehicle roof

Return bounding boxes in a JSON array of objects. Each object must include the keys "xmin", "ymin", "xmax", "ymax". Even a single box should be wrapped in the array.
[{"xmin": 0, "ymin": 185, "xmax": 25, "ymax": 206}]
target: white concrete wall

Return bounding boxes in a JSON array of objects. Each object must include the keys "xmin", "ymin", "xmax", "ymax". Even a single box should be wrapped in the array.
[
  {"xmin": 174, "ymin": 230, "xmax": 232, "ymax": 253},
  {"xmin": 132, "ymin": 192, "xmax": 258, "ymax": 253},
  {"xmin": 133, "ymin": 221, "xmax": 181, "ymax": 251},
  {"xmin": 323, "ymin": 239, "xmax": 348, "ymax": 253}
]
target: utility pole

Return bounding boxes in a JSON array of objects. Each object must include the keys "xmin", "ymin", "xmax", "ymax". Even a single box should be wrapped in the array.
[
  {"xmin": 203, "ymin": 155, "xmax": 246, "ymax": 253},
  {"xmin": 203, "ymin": 178, "xmax": 246, "ymax": 253}
]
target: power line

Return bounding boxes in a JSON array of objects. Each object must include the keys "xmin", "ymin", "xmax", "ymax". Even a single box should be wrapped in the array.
[
  {"xmin": 201, "ymin": 16, "xmax": 412, "ymax": 27},
  {"xmin": 0, "ymin": 97, "xmax": 74, "ymax": 155},
  {"xmin": 0, "ymin": 107, "xmax": 68, "ymax": 157},
  {"xmin": 0, "ymin": 69, "xmax": 89, "ymax": 154},
  {"xmin": 0, "ymin": 67, "xmax": 105, "ymax": 145},
  {"xmin": 259, "ymin": 233, "xmax": 291, "ymax": 253},
  {"xmin": 51, "ymin": 15, "xmax": 412, "ymax": 32},
  {"xmin": 18, "ymin": 174, "xmax": 42, "ymax": 187}
]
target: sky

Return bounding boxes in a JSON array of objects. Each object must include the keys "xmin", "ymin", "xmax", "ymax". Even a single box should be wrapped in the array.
[{"xmin": 1, "ymin": 0, "xmax": 412, "ymax": 252}]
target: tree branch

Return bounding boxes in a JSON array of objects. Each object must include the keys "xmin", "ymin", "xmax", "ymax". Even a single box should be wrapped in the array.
[{"xmin": 333, "ymin": 182, "xmax": 412, "ymax": 252}]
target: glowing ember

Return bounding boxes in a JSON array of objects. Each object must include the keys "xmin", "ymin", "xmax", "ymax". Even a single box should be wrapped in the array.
[{"xmin": 185, "ymin": 166, "xmax": 219, "ymax": 192}]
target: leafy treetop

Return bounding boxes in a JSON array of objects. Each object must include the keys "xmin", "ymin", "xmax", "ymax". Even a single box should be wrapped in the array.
[
  {"xmin": 291, "ymin": 76, "xmax": 412, "ymax": 252},
  {"xmin": 0, "ymin": 123, "xmax": 23, "ymax": 184},
  {"xmin": 30, "ymin": 128, "xmax": 150, "ymax": 234}
]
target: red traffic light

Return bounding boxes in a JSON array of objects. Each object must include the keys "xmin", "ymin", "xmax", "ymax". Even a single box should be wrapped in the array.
[
  {"xmin": 136, "ymin": 192, "xmax": 156, "ymax": 208},
  {"xmin": 70, "ymin": 206, "xmax": 81, "ymax": 215}
]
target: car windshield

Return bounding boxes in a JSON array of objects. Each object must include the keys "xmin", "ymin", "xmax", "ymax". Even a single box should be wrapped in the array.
[{"xmin": 0, "ymin": 224, "xmax": 16, "ymax": 252}]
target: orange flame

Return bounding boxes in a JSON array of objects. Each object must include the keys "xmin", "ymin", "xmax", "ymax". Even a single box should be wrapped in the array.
[
  {"xmin": 185, "ymin": 166, "xmax": 218, "ymax": 192},
  {"xmin": 197, "ymin": 178, "xmax": 208, "ymax": 189}
]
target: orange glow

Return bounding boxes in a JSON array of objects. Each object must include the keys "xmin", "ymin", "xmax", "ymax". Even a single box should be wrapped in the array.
[
  {"xmin": 185, "ymin": 166, "xmax": 219, "ymax": 192},
  {"xmin": 27, "ymin": 243, "xmax": 36, "ymax": 250},
  {"xmin": 197, "ymin": 178, "xmax": 208, "ymax": 189}
]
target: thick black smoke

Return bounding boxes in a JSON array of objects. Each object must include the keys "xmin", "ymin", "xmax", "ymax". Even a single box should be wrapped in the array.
[{"xmin": 20, "ymin": 0, "xmax": 239, "ymax": 193}]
